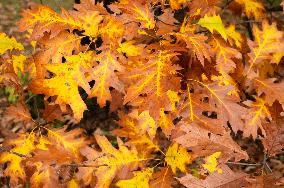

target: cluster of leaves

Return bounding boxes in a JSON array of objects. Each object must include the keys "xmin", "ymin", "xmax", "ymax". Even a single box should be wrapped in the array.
[{"xmin": 0, "ymin": 0, "xmax": 284, "ymax": 187}]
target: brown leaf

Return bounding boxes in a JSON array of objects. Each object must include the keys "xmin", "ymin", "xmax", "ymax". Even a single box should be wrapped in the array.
[{"xmin": 178, "ymin": 165, "xmax": 247, "ymax": 188}]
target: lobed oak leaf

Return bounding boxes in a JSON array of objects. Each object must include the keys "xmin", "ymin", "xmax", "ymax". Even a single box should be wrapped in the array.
[
  {"xmin": 94, "ymin": 135, "xmax": 142, "ymax": 188},
  {"xmin": 253, "ymin": 78, "xmax": 284, "ymax": 108},
  {"xmin": 165, "ymin": 143, "xmax": 191, "ymax": 174},
  {"xmin": 247, "ymin": 21, "xmax": 284, "ymax": 73},
  {"xmin": 188, "ymin": 0, "xmax": 220, "ymax": 17},
  {"xmin": 46, "ymin": 127, "xmax": 87, "ymax": 155},
  {"xmin": 89, "ymin": 50, "xmax": 125, "ymax": 107},
  {"xmin": 29, "ymin": 76, "xmax": 86, "ymax": 122},
  {"xmin": 5, "ymin": 102, "xmax": 32, "ymax": 123},
  {"xmin": 175, "ymin": 30, "xmax": 211, "ymax": 65},
  {"xmin": 38, "ymin": 31, "xmax": 81, "ymax": 64},
  {"xmin": 235, "ymin": 0, "xmax": 265, "ymax": 20},
  {"xmin": 243, "ymin": 97, "xmax": 271, "ymax": 138},
  {"xmin": 211, "ymin": 39, "xmax": 242, "ymax": 74},
  {"xmin": 110, "ymin": 0, "xmax": 155, "ymax": 29},
  {"xmin": 173, "ymin": 121, "xmax": 248, "ymax": 162},
  {"xmin": 116, "ymin": 168, "xmax": 153, "ymax": 188},
  {"xmin": 30, "ymin": 164, "xmax": 60, "ymax": 188},
  {"xmin": 0, "ymin": 133, "xmax": 36, "ymax": 184},
  {"xmin": 123, "ymin": 50, "xmax": 181, "ymax": 118},
  {"xmin": 178, "ymin": 165, "xmax": 247, "ymax": 188},
  {"xmin": 262, "ymin": 102, "xmax": 284, "ymax": 156},
  {"xmin": 18, "ymin": 5, "xmax": 103, "ymax": 39},
  {"xmin": 0, "ymin": 33, "xmax": 24, "ymax": 55},
  {"xmin": 99, "ymin": 16, "xmax": 125, "ymax": 46},
  {"xmin": 197, "ymin": 14, "xmax": 227, "ymax": 40},
  {"xmin": 225, "ymin": 24, "xmax": 243, "ymax": 48},
  {"xmin": 113, "ymin": 112, "xmax": 160, "ymax": 152}
]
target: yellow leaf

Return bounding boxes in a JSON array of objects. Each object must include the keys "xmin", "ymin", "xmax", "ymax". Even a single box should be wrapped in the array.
[
  {"xmin": 197, "ymin": 14, "xmax": 227, "ymax": 40},
  {"xmin": 235, "ymin": 0, "xmax": 265, "ymax": 20},
  {"xmin": 116, "ymin": 168, "xmax": 153, "ymax": 188},
  {"xmin": 95, "ymin": 135, "xmax": 142, "ymax": 188},
  {"xmin": 18, "ymin": 5, "xmax": 103, "ymax": 39},
  {"xmin": 166, "ymin": 90, "xmax": 180, "ymax": 112},
  {"xmin": 0, "ymin": 33, "xmax": 24, "ymax": 55},
  {"xmin": 47, "ymin": 127, "xmax": 86, "ymax": 155},
  {"xmin": 247, "ymin": 21, "xmax": 284, "ymax": 72},
  {"xmin": 0, "ymin": 133, "xmax": 35, "ymax": 182},
  {"xmin": 36, "ymin": 135, "xmax": 51, "ymax": 150},
  {"xmin": 131, "ymin": 110, "xmax": 157, "ymax": 139},
  {"xmin": 202, "ymin": 152, "xmax": 222, "ymax": 174},
  {"xmin": 12, "ymin": 54, "xmax": 27, "ymax": 74},
  {"xmin": 90, "ymin": 50, "xmax": 125, "ymax": 107},
  {"xmin": 165, "ymin": 143, "xmax": 191, "ymax": 173},
  {"xmin": 225, "ymin": 25, "xmax": 242, "ymax": 48},
  {"xmin": 68, "ymin": 178, "xmax": 79, "ymax": 188},
  {"xmin": 117, "ymin": 41, "xmax": 142, "ymax": 56}
]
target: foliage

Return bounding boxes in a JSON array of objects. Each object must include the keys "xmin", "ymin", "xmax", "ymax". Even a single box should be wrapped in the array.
[{"xmin": 0, "ymin": 0, "xmax": 284, "ymax": 187}]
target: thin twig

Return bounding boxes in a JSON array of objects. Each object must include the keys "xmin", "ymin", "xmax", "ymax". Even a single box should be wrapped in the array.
[{"xmin": 226, "ymin": 161, "xmax": 262, "ymax": 166}]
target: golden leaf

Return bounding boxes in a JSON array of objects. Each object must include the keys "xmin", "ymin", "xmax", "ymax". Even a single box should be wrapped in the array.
[
  {"xmin": 202, "ymin": 152, "xmax": 222, "ymax": 174},
  {"xmin": 165, "ymin": 143, "xmax": 191, "ymax": 173},
  {"xmin": 0, "ymin": 33, "xmax": 24, "ymax": 55},
  {"xmin": 197, "ymin": 14, "xmax": 227, "ymax": 40},
  {"xmin": 116, "ymin": 168, "xmax": 153, "ymax": 188}
]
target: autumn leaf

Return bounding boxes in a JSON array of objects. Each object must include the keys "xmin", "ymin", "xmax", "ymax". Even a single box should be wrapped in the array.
[
  {"xmin": 94, "ymin": 135, "xmax": 142, "ymax": 188},
  {"xmin": 197, "ymin": 14, "xmax": 227, "ymax": 41},
  {"xmin": 247, "ymin": 21, "xmax": 284, "ymax": 72},
  {"xmin": 123, "ymin": 50, "xmax": 181, "ymax": 118},
  {"xmin": 0, "ymin": 33, "xmax": 24, "ymax": 55},
  {"xmin": 111, "ymin": 1, "xmax": 156, "ymax": 29},
  {"xmin": 0, "ymin": 133, "xmax": 35, "ymax": 184},
  {"xmin": 165, "ymin": 143, "xmax": 191, "ymax": 174},
  {"xmin": 38, "ymin": 31, "xmax": 81, "ymax": 64},
  {"xmin": 46, "ymin": 127, "xmax": 87, "ymax": 155},
  {"xmin": 253, "ymin": 78, "xmax": 284, "ymax": 108},
  {"xmin": 29, "ymin": 64, "xmax": 88, "ymax": 121},
  {"xmin": 113, "ymin": 111, "xmax": 160, "ymax": 152},
  {"xmin": 175, "ymin": 28, "xmax": 211, "ymax": 65},
  {"xmin": 174, "ymin": 121, "xmax": 248, "ymax": 162},
  {"xmin": 149, "ymin": 167, "xmax": 174, "ymax": 188},
  {"xmin": 89, "ymin": 50, "xmax": 125, "ymax": 107},
  {"xmin": 18, "ymin": 5, "xmax": 103, "ymax": 39},
  {"xmin": 178, "ymin": 165, "xmax": 247, "ymax": 188},
  {"xmin": 243, "ymin": 97, "xmax": 271, "ymax": 138},
  {"xmin": 5, "ymin": 102, "xmax": 32, "ymax": 123},
  {"xmin": 235, "ymin": 0, "xmax": 265, "ymax": 20},
  {"xmin": 117, "ymin": 40, "xmax": 144, "ymax": 57},
  {"xmin": 210, "ymin": 38, "xmax": 242, "ymax": 74},
  {"xmin": 202, "ymin": 152, "xmax": 223, "ymax": 174},
  {"xmin": 116, "ymin": 168, "xmax": 153, "ymax": 188}
]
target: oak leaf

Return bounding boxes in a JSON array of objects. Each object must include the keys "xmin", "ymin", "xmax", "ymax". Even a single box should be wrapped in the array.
[
  {"xmin": 178, "ymin": 165, "xmax": 247, "ymax": 188},
  {"xmin": 116, "ymin": 168, "xmax": 153, "ymax": 188},
  {"xmin": 202, "ymin": 152, "xmax": 222, "ymax": 174},
  {"xmin": 235, "ymin": 0, "xmax": 265, "ymax": 20},
  {"xmin": 197, "ymin": 14, "xmax": 227, "ymax": 41},
  {"xmin": 0, "ymin": 33, "xmax": 24, "ymax": 55},
  {"xmin": 247, "ymin": 21, "xmax": 284, "ymax": 72},
  {"xmin": 94, "ymin": 135, "xmax": 142, "ymax": 188},
  {"xmin": 89, "ymin": 50, "xmax": 125, "ymax": 107},
  {"xmin": 165, "ymin": 143, "xmax": 191, "ymax": 174}
]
